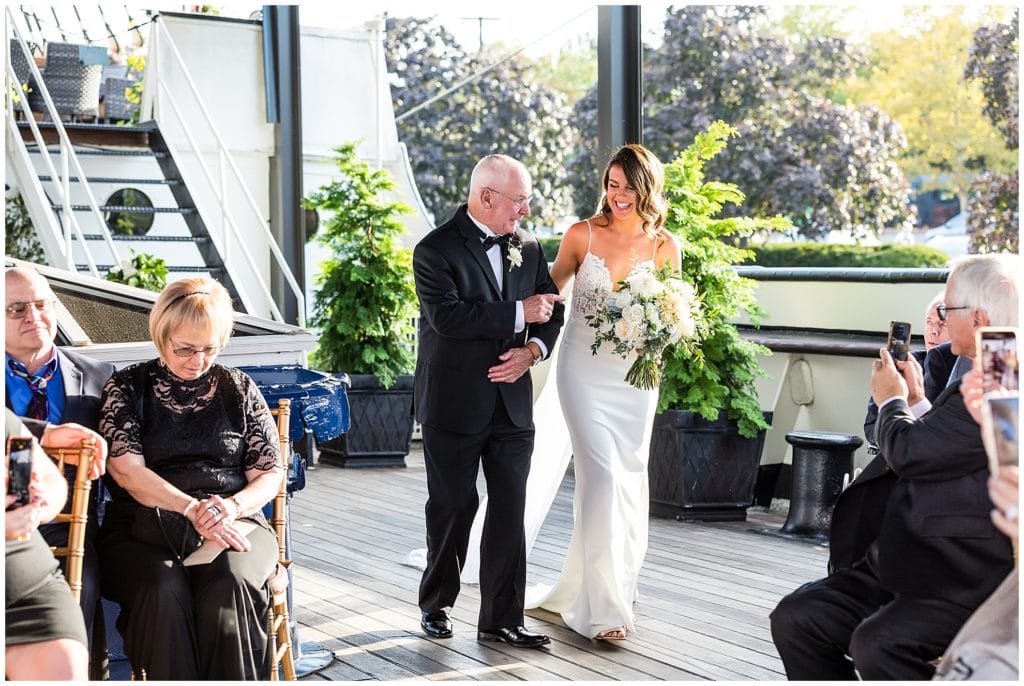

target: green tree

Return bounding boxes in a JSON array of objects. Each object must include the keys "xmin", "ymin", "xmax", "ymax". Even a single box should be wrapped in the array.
[
  {"xmin": 526, "ymin": 36, "xmax": 597, "ymax": 104},
  {"xmin": 843, "ymin": 7, "xmax": 1017, "ymax": 211},
  {"xmin": 568, "ymin": 5, "xmax": 913, "ymax": 240},
  {"xmin": 384, "ymin": 16, "xmax": 576, "ymax": 231},
  {"xmin": 305, "ymin": 142, "xmax": 418, "ymax": 388}
]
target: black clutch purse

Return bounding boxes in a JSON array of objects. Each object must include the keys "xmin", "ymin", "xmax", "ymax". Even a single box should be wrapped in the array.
[{"xmin": 130, "ymin": 507, "xmax": 203, "ymax": 560}]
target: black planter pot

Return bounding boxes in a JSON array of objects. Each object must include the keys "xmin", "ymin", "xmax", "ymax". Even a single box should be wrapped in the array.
[
  {"xmin": 648, "ymin": 409, "xmax": 772, "ymax": 522},
  {"xmin": 319, "ymin": 374, "xmax": 414, "ymax": 468}
]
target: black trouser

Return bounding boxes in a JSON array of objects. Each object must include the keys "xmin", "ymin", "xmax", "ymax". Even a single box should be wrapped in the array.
[
  {"xmin": 770, "ymin": 561, "xmax": 973, "ymax": 680},
  {"xmin": 98, "ymin": 514, "xmax": 277, "ymax": 680},
  {"xmin": 418, "ymin": 399, "xmax": 533, "ymax": 630}
]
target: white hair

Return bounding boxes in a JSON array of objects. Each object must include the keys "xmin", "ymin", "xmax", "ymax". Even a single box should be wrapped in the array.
[{"xmin": 946, "ymin": 254, "xmax": 1020, "ymax": 327}]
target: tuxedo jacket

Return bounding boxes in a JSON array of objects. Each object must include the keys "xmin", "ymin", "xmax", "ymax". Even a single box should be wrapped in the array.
[
  {"xmin": 830, "ymin": 343, "xmax": 957, "ymax": 573},
  {"xmin": 413, "ymin": 205, "xmax": 564, "ymax": 435},
  {"xmin": 872, "ymin": 382, "xmax": 1014, "ymax": 607}
]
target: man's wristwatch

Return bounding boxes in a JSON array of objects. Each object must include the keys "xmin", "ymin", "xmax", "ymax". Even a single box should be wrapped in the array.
[{"xmin": 526, "ymin": 342, "xmax": 543, "ymax": 366}]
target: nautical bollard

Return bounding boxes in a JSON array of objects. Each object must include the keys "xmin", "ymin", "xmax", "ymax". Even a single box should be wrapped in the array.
[{"xmin": 781, "ymin": 431, "xmax": 863, "ymax": 541}]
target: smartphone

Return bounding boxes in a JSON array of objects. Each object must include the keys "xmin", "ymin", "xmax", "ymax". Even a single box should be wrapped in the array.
[
  {"xmin": 887, "ymin": 320, "xmax": 912, "ymax": 362},
  {"xmin": 976, "ymin": 327, "xmax": 1018, "ymax": 393},
  {"xmin": 6, "ymin": 436, "xmax": 33, "ymax": 510},
  {"xmin": 980, "ymin": 395, "xmax": 1019, "ymax": 477}
]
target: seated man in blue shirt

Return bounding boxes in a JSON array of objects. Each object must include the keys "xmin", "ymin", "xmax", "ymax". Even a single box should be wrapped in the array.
[{"xmin": 5, "ymin": 266, "xmax": 115, "ymax": 678}]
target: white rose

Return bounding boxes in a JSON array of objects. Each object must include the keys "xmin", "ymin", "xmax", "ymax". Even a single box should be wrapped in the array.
[
  {"xmin": 624, "ymin": 303, "xmax": 645, "ymax": 325},
  {"xmin": 119, "ymin": 258, "xmax": 137, "ymax": 279},
  {"xmin": 613, "ymin": 290, "xmax": 633, "ymax": 309}
]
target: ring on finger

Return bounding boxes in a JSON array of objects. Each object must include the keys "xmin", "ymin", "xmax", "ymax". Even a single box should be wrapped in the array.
[{"xmin": 1005, "ymin": 505, "xmax": 1019, "ymax": 522}]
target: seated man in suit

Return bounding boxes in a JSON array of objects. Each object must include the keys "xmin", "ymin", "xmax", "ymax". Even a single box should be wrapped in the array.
[
  {"xmin": 5, "ymin": 266, "xmax": 115, "ymax": 677},
  {"xmin": 770, "ymin": 254, "xmax": 1019, "ymax": 680}
]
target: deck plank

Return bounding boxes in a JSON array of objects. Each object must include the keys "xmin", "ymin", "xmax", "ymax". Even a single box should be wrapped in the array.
[{"xmin": 286, "ymin": 445, "xmax": 827, "ymax": 680}]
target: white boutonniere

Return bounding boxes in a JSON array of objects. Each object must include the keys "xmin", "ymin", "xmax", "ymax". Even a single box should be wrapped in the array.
[{"xmin": 507, "ymin": 234, "xmax": 523, "ymax": 271}]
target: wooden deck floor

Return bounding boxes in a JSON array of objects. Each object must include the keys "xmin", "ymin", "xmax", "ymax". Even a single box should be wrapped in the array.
[{"xmin": 287, "ymin": 444, "xmax": 829, "ymax": 681}]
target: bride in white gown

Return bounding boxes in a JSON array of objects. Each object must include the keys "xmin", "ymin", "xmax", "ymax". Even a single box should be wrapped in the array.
[
  {"xmin": 405, "ymin": 145, "xmax": 680, "ymax": 641},
  {"xmin": 526, "ymin": 144, "xmax": 681, "ymax": 641}
]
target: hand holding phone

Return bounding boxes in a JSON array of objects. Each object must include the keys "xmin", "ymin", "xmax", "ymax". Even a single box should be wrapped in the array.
[{"xmin": 887, "ymin": 321, "xmax": 912, "ymax": 363}]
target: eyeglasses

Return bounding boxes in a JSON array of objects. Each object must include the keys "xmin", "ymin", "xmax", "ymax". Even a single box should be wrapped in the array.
[
  {"xmin": 170, "ymin": 344, "xmax": 222, "ymax": 358},
  {"xmin": 936, "ymin": 304, "xmax": 971, "ymax": 322},
  {"xmin": 485, "ymin": 187, "xmax": 534, "ymax": 208},
  {"xmin": 6, "ymin": 299, "xmax": 55, "ymax": 319}
]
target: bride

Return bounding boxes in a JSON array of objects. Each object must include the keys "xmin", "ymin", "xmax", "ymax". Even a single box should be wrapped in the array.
[
  {"xmin": 405, "ymin": 144, "xmax": 680, "ymax": 641},
  {"xmin": 528, "ymin": 144, "xmax": 681, "ymax": 641}
]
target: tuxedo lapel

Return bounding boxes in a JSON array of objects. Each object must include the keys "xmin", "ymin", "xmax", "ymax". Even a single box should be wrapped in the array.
[{"xmin": 502, "ymin": 234, "xmax": 519, "ymax": 299}]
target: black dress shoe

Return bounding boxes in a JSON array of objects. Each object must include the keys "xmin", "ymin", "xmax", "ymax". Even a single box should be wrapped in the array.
[
  {"xmin": 477, "ymin": 626, "xmax": 551, "ymax": 648},
  {"xmin": 421, "ymin": 611, "xmax": 453, "ymax": 639}
]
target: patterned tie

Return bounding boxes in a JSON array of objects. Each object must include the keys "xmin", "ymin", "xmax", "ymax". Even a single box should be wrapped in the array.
[{"xmin": 8, "ymin": 359, "xmax": 55, "ymax": 421}]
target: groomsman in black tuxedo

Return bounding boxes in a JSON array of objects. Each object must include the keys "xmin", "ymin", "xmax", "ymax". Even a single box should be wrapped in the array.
[{"xmin": 413, "ymin": 155, "xmax": 564, "ymax": 648}]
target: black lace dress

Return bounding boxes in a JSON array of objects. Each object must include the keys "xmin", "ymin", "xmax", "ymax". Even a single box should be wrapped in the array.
[{"xmin": 96, "ymin": 360, "xmax": 279, "ymax": 680}]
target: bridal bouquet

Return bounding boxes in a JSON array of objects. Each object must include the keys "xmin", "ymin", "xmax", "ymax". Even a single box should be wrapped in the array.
[{"xmin": 587, "ymin": 263, "xmax": 700, "ymax": 390}]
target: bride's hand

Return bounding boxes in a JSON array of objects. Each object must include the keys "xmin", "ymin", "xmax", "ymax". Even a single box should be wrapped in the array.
[{"xmin": 488, "ymin": 348, "xmax": 533, "ymax": 384}]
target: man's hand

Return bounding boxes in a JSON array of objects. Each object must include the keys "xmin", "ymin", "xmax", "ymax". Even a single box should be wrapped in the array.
[
  {"xmin": 40, "ymin": 423, "xmax": 108, "ymax": 480},
  {"xmin": 871, "ymin": 348, "xmax": 908, "ymax": 405},
  {"xmin": 488, "ymin": 347, "xmax": 534, "ymax": 384},
  {"xmin": 900, "ymin": 354, "xmax": 926, "ymax": 405},
  {"xmin": 523, "ymin": 293, "xmax": 564, "ymax": 324}
]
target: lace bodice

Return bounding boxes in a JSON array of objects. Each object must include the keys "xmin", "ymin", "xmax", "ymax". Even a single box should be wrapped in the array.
[{"xmin": 570, "ymin": 252, "xmax": 654, "ymax": 321}]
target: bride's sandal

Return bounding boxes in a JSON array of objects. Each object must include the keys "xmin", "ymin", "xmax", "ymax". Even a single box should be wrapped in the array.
[{"xmin": 595, "ymin": 627, "xmax": 628, "ymax": 641}]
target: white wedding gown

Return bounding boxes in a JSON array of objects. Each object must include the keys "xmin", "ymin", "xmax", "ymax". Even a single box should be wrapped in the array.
[{"xmin": 523, "ymin": 250, "xmax": 659, "ymax": 638}]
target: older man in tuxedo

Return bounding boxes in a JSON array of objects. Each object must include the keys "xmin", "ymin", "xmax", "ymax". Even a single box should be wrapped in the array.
[
  {"xmin": 413, "ymin": 155, "xmax": 564, "ymax": 648},
  {"xmin": 5, "ymin": 266, "xmax": 115, "ymax": 676},
  {"xmin": 770, "ymin": 254, "xmax": 1019, "ymax": 680}
]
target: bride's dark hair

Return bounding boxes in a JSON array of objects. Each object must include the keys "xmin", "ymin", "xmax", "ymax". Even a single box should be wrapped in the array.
[{"xmin": 595, "ymin": 144, "xmax": 668, "ymax": 239}]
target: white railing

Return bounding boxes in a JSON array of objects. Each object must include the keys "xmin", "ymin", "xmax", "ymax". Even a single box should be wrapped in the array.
[
  {"xmin": 5, "ymin": 7, "xmax": 122, "ymax": 276},
  {"xmin": 145, "ymin": 16, "xmax": 305, "ymax": 325}
]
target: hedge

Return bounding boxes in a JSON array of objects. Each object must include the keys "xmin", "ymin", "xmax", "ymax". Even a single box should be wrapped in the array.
[{"xmin": 534, "ymin": 235, "xmax": 950, "ymax": 268}]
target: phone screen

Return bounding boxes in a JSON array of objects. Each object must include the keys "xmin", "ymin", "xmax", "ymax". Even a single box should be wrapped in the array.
[
  {"xmin": 887, "ymin": 321, "xmax": 911, "ymax": 362},
  {"xmin": 978, "ymin": 328, "xmax": 1018, "ymax": 393},
  {"xmin": 980, "ymin": 395, "xmax": 1019, "ymax": 477},
  {"xmin": 6, "ymin": 437, "xmax": 33, "ymax": 509}
]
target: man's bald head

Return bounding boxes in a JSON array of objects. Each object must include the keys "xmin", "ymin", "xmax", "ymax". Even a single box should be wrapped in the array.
[{"xmin": 466, "ymin": 155, "xmax": 533, "ymax": 236}]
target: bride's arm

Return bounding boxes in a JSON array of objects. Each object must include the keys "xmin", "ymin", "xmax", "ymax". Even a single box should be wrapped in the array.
[
  {"xmin": 657, "ymin": 230, "xmax": 683, "ymax": 272},
  {"xmin": 549, "ymin": 221, "xmax": 588, "ymax": 292}
]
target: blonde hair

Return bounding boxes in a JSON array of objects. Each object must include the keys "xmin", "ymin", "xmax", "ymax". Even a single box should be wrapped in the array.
[
  {"xmin": 149, "ymin": 278, "xmax": 234, "ymax": 356},
  {"xmin": 596, "ymin": 144, "xmax": 668, "ymax": 239}
]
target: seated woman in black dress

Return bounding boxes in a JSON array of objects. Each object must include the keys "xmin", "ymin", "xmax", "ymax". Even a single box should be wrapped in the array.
[
  {"xmin": 97, "ymin": 277, "xmax": 283, "ymax": 680},
  {"xmin": 5, "ymin": 409, "xmax": 89, "ymax": 680}
]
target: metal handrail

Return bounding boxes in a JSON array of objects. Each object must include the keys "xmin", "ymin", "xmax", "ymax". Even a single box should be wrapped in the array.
[
  {"xmin": 5, "ymin": 8, "xmax": 122, "ymax": 274},
  {"xmin": 149, "ymin": 17, "xmax": 305, "ymax": 325}
]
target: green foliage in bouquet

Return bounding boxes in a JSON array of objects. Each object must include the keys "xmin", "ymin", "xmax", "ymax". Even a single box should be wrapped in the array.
[
  {"xmin": 660, "ymin": 121, "xmax": 792, "ymax": 438},
  {"xmin": 104, "ymin": 250, "xmax": 168, "ymax": 292},
  {"xmin": 305, "ymin": 142, "xmax": 417, "ymax": 389}
]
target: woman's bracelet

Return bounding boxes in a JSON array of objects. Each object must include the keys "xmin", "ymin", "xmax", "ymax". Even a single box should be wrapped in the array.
[
  {"xmin": 228, "ymin": 494, "xmax": 244, "ymax": 518},
  {"xmin": 182, "ymin": 498, "xmax": 199, "ymax": 518}
]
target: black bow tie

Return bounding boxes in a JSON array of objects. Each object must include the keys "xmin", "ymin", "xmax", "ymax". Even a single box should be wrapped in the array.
[{"xmin": 482, "ymin": 234, "xmax": 511, "ymax": 250}]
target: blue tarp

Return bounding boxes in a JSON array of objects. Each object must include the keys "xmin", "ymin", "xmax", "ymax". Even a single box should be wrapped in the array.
[{"xmin": 238, "ymin": 365, "xmax": 350, "ymax": 444}]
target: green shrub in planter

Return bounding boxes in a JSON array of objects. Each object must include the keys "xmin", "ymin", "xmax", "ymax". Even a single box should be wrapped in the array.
[
  {"xmin": 659, "ymin": 121, "xmax": 791, "ymax": 439},
  {"xmin": 305, "ymin": 142, "xmax": 417, "ymax": 388}
]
